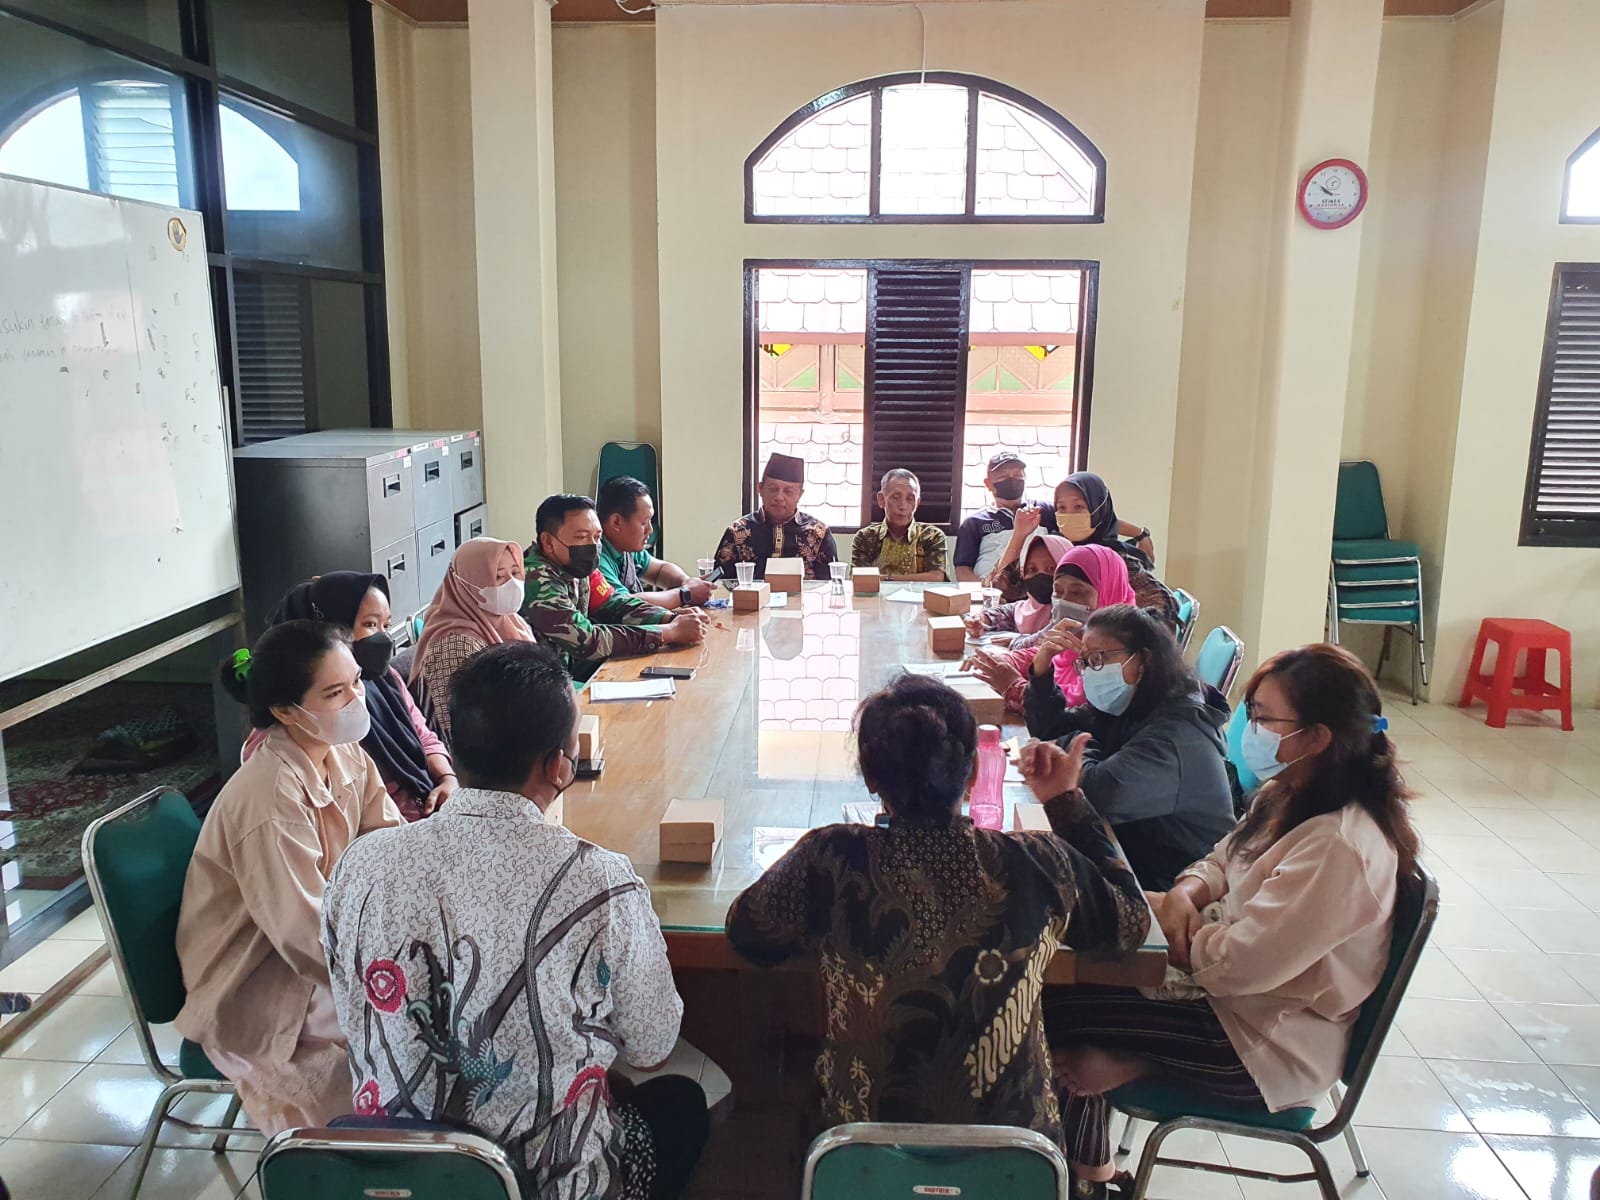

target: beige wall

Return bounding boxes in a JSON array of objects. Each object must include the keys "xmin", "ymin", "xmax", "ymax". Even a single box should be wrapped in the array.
[
  {"xmin": 1431, "ymin": 0, "xmax": 1600, "ymax": 703},
  {"xmin": 552, "ymin": 26, "xmax": 663, "ymax": 500}
]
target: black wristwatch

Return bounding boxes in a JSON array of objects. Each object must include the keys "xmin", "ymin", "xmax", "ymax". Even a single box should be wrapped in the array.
[{"xmin": 679, "ymin": 585, "xmax": 692, "ymax": 607}]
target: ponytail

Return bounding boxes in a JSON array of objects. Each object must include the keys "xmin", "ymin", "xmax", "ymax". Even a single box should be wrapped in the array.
[{"xmin": 219, "ymin": 621, "xmax": 351, "ymax": 729}]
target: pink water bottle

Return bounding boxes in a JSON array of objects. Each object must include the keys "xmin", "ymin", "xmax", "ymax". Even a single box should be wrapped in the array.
[{"xmin": 970, "ymin": 724, "xmax": 1006, "ymax": 830}]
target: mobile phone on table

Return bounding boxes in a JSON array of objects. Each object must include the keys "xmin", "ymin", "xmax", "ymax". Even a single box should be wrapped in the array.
[{"xmin": 640, "ymin": 665, "xmax": 696, "ymax": 680}]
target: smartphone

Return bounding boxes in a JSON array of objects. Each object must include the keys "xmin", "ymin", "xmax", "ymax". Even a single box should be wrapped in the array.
[
  {"xmin": 575, "ymin": 756, "xmax": 604, "ymax": 779},
  {"xmin": 640, "ymin": 665, "xmax": 697, "ymax": 680},
  {"xmin": 1051, "ymin": 600, "xmax": 1092, "ymax": 625}
]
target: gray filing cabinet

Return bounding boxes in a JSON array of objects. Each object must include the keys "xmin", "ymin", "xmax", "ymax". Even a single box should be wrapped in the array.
[{"xmin": 233, "ymin": 429, "xmax": 489, "ymax": 638}]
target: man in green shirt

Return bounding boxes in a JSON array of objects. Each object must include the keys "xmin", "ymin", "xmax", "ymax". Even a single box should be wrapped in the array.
[
  {"xmin": 596, "ymin": 476, "xmax": 714, "ymax": 610},
  {"xmin": 851, "ymin": 468, "xmax": 949, "ymax": 582}
]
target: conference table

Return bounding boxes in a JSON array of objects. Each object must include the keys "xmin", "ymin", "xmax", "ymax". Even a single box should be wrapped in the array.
[{"xmin": 563, "ymin": 580, "xmax": 1167, "ymax": 988}]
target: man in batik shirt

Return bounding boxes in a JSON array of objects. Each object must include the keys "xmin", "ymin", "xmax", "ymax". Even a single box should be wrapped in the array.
[
  {"xmin": 713, "ymin": 452, "xmax": 838, "ymax": 581},
  {"xmin": 522, "ymin": 494, "xmax": 708, "ymax": 682},
  {"xmin": 851, "ymin": 468, "xmax": 949, "ymax": 582}
]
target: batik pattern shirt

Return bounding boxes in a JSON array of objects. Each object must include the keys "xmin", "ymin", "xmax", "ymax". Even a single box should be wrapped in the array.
[
  {"xmin": 321, "ymin": 789, "xmax": 683, "ymax": 1200},
  {"xmin": 725, "ymin": 809, "xmax": 1148, "ymax": 1143},
  {"xmin": 713, "ymin": 510, "xmax": 838, "ymax": 581},
  {"xmin": 851, "ymin": 520, "xmax": 948, "ymax": 579},
  {"xmin": 522, "ymin": 550, "xmax": 670, "ymax": 679}
]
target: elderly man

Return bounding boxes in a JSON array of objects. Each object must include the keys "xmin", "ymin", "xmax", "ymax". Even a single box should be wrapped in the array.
[
  {"xmin": 851, "ymin": 468, "xmax": 948, "ymax": 582},
  {"xmin": 713, "ymin": 452, "xmax": 838, "ymax": 581}
]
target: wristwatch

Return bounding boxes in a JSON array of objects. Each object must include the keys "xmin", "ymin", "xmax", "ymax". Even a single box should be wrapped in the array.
[{"xmin": 679, "ymin": 585, "xmax": 692, "ymax": 607}]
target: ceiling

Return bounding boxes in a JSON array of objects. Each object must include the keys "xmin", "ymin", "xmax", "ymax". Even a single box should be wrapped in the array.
[{"xmin": 384, "ymin": 0, "xmax": 1480, "ymax": 26}]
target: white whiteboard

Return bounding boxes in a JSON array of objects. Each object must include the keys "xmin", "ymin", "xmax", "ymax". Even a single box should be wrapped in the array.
[{"xmin": 0, "ymin": 175, "xmax": 239, "ymax": 681}]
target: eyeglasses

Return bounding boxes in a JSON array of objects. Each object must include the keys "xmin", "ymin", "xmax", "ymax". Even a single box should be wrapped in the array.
[
  {"xmin": 1073, "ymin": 647, "xmax": 1133, "ymax": 674},
  {"xmin": 1245, "ymin": 705, "xmax": 1300, "ymax": 729}
]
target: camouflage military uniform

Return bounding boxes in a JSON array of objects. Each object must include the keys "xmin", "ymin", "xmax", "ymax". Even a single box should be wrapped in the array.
[{"xmin": 521, "ymin": 549, "xmax": 671, "ymax": 681}]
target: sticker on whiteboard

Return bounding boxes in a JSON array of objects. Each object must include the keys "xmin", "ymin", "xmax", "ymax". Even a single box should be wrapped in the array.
[
  {"xmin": 362, "ymin": 1190, "xmax": 412, "ymax": 1199},
  {"xmin": 166, "ymin": 217, "xmax": 187, "ymax": 252},
  {"xmin": 912, "ymin": 1187, "xmax": 960, "ymax": 1196}
]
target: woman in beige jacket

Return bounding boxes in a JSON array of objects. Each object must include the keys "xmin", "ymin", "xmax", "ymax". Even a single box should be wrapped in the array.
[
  {"xmin": 1042, "ymin": 643, "xmax": 1421, "ymax": 1198},
  {"xmin": 176, "ymin": 620, "xmax": 403, "ymax": 1134}
]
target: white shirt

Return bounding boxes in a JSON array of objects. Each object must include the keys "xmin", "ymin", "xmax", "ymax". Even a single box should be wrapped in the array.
[{"xmin": 321, "ymin": 787, "xmax": 683, "ymax": 1197}]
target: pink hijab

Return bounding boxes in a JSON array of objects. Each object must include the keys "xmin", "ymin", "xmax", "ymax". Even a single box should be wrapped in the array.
[
  {"xmin": 1013, "ymin": 532, "xmax": 1074, "ymax": 634},
  {"xmin": 410, "ymin": 537, "xmax": 533, "ymax": 683},
  {"xmin": 1003, "ymin": 543, "xmax": 1137, "ymax": 706}
]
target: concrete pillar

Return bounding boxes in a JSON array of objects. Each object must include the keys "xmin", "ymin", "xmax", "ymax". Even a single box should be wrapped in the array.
[
  {"xmin": 1239, "ymin": 0, "xmax": 1385, "ymax": 670},
  {"xmin": 468, "ymin": 0, "xmax": 563, "ymax": 538}
]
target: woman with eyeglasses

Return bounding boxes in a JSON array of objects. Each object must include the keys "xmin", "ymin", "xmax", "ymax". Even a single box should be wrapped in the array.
[
  {"xmin": 1041, "ymin": 643, "xmax": 1419, "ymax": 1200},
  {"xmin": 1021, "ymin": 605, "xmax": 1236, "ymax": 890}
]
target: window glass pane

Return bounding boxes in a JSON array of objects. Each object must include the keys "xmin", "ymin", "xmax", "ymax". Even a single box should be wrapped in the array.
[
  {"xmin": 221, "ymin": 98, "xmax": 363, "ymax": 271},
  {"xmin": 750, "ymin": 93, "xmax": 871, "ymax": 217},
  {"xmin": 210, "ymin": 0, "xmax": 356, "ymax": 123},
  {"xmin": 0, "ymin": 15, "xmax": 194, "ymax": 208},
  {"xmin": 755, "ymin": 268, "xmax": 867, "ymax": 527},
  {"xmin": 878, "ymin": 83, "xmax": 968, "ymax": 216},
  {"xmin": 2, "ymin": 0, "xmax": 182, "ymax": 55},
  {"xmin": 974, "ymin": 93, "xmax": 1097, "ymax": 217},
  {"xmin": 307, "ymin": 278, "xmax": 372, "ymax": 430},
  {"xmin": 1568, "ymin": 138, "xmax": 1600, "ymax": 219}
]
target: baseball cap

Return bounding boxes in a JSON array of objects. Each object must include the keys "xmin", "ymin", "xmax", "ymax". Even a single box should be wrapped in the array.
[{"xmin": 986, "ymin": 451, "xmax": 1027, "ymax": 473}]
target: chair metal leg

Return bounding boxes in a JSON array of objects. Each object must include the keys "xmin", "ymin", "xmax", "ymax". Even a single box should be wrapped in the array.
[
  {"xmin": 1117, "ymin": 1113, "xmax": 1139, "ymax": 1157},
  {"xmin": 1126, "ymin": 1120, "xmax": 1177, "ymax": 1200},
  {"xmin": 1330, "ymin": 1085, "xmax": 1370, "ymax": 1177},
  {"xmin": 1298, "ymin": 1138, "xmax": 1341, "ymax": 1200},
  {"xmin": 1410, "ymin": 625, "xmax": 1419, "ymax": 705},
  {"xmin": 211, "ymin": 1093, "xmax": 243, "ymax": 1154},
  {"xmin": 1376, "ymin": 627, "xmax": 1392, "ymax": 681},
  {"xmin": 128, "ymin": 1081, "xmax": 184, "ymax": 1198}
]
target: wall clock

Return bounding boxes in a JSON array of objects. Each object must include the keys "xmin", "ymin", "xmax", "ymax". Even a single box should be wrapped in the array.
[{"xmin": 1298, "ymin": 158, "xmax": 1368, "ymax": 230}]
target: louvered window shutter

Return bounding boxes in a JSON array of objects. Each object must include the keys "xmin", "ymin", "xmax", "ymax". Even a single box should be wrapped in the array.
[
  {"xmin": 234, "ymin": 274, "xmax": 312, "ymax": 445},
  {"xmin": 864, "ymin": 267, "xmax": 971, "ymax": 526},
  {"xmin": 82, "ymin": 81, "xmax": 182, "ymax": 207},
  {"xmin": 1522, "ymin": 267, "xmax": 1600, "ymax": 546}
]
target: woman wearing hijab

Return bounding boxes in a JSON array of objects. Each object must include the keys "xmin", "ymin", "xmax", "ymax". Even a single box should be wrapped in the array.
[
  {"xmin": 1055, "ymin": 472, "xmax": 1179, "ymax": 632},
  {"xmin": 968, "ymin": 532, "xmax": 1073, "ymax": 637},
  {"xmin": 965, "ymin": 544, "xmax": 1140, "ymax": 716},
  {"xmin": 250, "ymin": 572, "xmax": 455, "ymax": 822},
  {"xmin": 411, "ymin": 537, "xmax": 535, "ymax": 745}
]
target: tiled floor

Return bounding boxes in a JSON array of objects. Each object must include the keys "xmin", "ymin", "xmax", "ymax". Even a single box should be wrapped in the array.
[{"xmin": 5, "ymin": 697, "xmax": 1600, "ymax": 1198}]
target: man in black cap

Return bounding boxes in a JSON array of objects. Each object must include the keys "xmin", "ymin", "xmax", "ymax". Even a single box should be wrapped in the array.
[
  {"xmin": 713, "ymin": 452, "xmax": 838, "ymax": 581},
  {"xmin": 953, "ymin": 451, "xmax": 1059, "ymax": 585}
]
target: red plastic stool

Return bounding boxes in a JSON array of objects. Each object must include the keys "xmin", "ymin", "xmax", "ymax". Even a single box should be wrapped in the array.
[{"xmin": 1459, "ymin": 618, "xmax": 1574, "ymax": 730}]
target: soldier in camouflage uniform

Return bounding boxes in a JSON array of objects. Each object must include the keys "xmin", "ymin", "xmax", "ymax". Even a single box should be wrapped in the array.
[{"xmin": 521, "ymin": 494, "xmax": 708, "ymax": 681}]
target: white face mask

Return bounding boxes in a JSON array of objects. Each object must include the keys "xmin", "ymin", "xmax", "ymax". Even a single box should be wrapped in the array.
[
  {"xmin": 294, "ymin": 693, "xmax": 370, "ymax": 746},
  {"xmin": 478, "ymin": 576, "xmax": 524, "ymax": 616}
]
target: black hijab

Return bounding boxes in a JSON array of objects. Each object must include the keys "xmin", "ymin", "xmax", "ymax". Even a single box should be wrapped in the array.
[
  {"xmin": 1062, "ymin": 471, "xmax": 1155, "ymax": 571},
  {"xmin": 268, "ymin": 572, "xmax": 435, "ymax": 804}
]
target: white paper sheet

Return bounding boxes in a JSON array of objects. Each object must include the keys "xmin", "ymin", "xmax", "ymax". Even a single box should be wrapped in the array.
[
  {"xmin": 588, "ymin": 678, "xmax": 677, "ymax": 702},
  {"xmin": 882, "ymin": 588, "xmax": 926, "ymax": 604}
]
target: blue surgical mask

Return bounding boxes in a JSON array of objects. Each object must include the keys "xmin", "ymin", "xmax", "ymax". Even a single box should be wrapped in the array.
[
  {"xmin": 1241, "ymin": 720, "xmax": 1304, "ymax": 782},
  {"xmin": 1081, "ymin": 662, "xmax": 1136, "ymax": 715}
]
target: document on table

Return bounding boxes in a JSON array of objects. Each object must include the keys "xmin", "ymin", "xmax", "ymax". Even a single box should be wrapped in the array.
[
  {"xmin": 752, "ymin": 826, "xmax": 809, "ymax": 870},
  {"xmin": 768, "ymin": 592, "xmax": 790, "ymax": 608},
  {"xmin": 882, "ymin": 587, "xmax": 926, "ymax": 604},
  {"xmin": 903, "ymin": 662, "xmax": 977, "ymax": 679},
  {"xmin": 589, "ymin": 678, "xmax": 676, "ymax": 702},
  {"xmin": 841, "ymin": 800, "xmax": 885, "ymax": 825}
]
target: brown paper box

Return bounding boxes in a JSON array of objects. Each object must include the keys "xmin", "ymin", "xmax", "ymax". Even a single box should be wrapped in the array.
[
  {"xmin": 852, "ymin": 566, "xmax": 881, "ymax": 595},
  {"xmin": 660, "ymin": 797, "xmax": 725, "ymax": 864},
  {"xmin": 577, "ymin": 714, "xmax": 601, "ymax": 761},
  {"xmin": 765, "ymin": 558, "xmax": 805, "ymax": 593},
  {"xmin": 924, "ymin": 586, "xmax": 972, "ymax": 616},
  {"xmin": 732, "ymin": 582, "xmax": 772, "ymax": 611},
  {"xmin": 949, "ymin": 675, "xmax": 1006, "ymax": 726},
  {"xmin": 928, "ymin": 615, "xmax": 967, "ymax": 655},
  {"xmin": 1012, "ymin": 802, "xmax": 1051, "ymax": 833}
]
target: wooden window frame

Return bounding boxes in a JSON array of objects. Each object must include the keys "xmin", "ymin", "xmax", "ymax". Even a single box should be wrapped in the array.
[
  {"xmin": 1519, "ymin": 263, "xmax": 1600, "ymax": 548},
  {"xmin": 744, "ymin": 72, "xmax": 1106, "ymax": 226},
  {"xmin": 742, "ymin": 258, "xmax": 1100, "ymax": 534}
]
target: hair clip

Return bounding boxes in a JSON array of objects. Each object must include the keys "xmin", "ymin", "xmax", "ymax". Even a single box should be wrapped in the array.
[
  {"xmin": 1371, "ymin": 714, "xmax": 1389, "ymax": 734},
  {"xmin": 231, "ymin": 648, "xmax": 253, "ymax": 683}
]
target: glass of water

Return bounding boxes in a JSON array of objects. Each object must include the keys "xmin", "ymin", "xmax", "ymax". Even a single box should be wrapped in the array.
[
  {"xmin": 697, "ymin": 557, "xmax": 714, "ymax": 579},
  {"xmin": 736, "ymin": 562, "xmax": 756, "ymax": 587},
  {"xmin": 829, "ymin": 561, "xmax": 849, "ymax": 594}
]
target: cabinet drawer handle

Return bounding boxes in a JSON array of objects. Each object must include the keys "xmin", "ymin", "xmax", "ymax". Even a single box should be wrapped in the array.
[
  {"xmin": 460, "ymin": 451, "xmax": 474, "ymax": 471},
  {"xmin": 430, "ymin": 539, "xmax": 447, "ymax": 556},
  {"xmin": 387, "ymin": 554, "xmax": 407, "ymax": 575},
  {"xmin": 424, "ymin": 461, "xmax": 441, "ymax": 483},
  {"xmin": 382, "ymin": 473, "xmax": 402, "ymax": 497}
]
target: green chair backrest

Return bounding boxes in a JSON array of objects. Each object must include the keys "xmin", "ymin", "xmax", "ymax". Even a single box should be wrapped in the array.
[
  {"xmin": 1342, "ymin": 867, "xmax": 1438, "ymax": 1090},
  {"xmin": 259, "ymin": 1129, "xmax": 520, "ymax": 1200},
  {"xmin": 1333, "ymin": 460, "xmax": 1390, "ymax": 542},
  {"xmin": 83, "ymin": 789, "xmax": 199, "ymax": 1025},
  {"xmin": 804, "ymin": 1125, "xmax": 1068, "ymax": 1200},
  {"xmin": 1195, "ymin": 626, "xmax": 1244, "ymax": 696},
  {"xmin": 598, "ymin": 441, "xmax": 661, "ymax": 553}
]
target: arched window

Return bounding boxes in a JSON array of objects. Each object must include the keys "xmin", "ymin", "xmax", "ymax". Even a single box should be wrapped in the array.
[
  {"xmin": 0, "ymin": 81, "xmax": 299, "ymax": 212},
  {"xmin": 1565, "ymin": 128, "xmax": 1600, "ymax": 222},
  {"xmin": 746, "ymin": 72, "xmax": 1104, "ymax": 224}
]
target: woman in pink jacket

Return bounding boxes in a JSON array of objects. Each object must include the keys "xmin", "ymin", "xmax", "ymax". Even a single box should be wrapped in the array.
[{"xmin": 1040, "ymin": 643, "xmax": 1420, "ymax": 1198}]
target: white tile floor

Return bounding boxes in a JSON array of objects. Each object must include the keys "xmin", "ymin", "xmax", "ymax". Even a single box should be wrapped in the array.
[{"xmin": 3, "ymin": 697, "xmax": 1600, "ymax": 1198}]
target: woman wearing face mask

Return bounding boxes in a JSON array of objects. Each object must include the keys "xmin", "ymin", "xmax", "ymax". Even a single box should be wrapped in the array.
[
  {"xmin": 1022, "ymin": 605, "xmax": 1237, "ymax": 890},
  {"xmin": 176, "ymin": 620, "xmax": 404, "ymax": 1136},
  {"xmin": 966, "ymin": 532, "xmax": 1073, "ymax": 638},
  {"xmin": 411, "ymin": 537, "xmax": 534, "ymax": 745},
  {"xmin": 1054, "ymin": 473, "xmax": 1180, "ymax": 634},
  {"xmin": 1041, "ymin": 645, "xmax": 1419, "ymax": 1200},
  {"xmin": 247, "ymin": 573, "xmax": 455, "ymax": 821}
]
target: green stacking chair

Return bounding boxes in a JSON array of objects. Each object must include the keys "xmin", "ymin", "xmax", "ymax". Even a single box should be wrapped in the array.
[
  {"xmin": 259, "ymin": 1127, "xmax": 520, "ymax": 1200},
  {"xmin": 1225, "ymin": 702, "xmax": 1261, "ymax": 796},
  {"xmin": 1329, "ymin": 460, "xmax": 1429, "ymax": 703},
  {"xmin": 1110, "ymin": 866, "xmax": 1438, "ymax": 1200},
  {"xmin": 1194, "ymin": 626, "xmax": 1245, "ymax": 697},
  {"xmin": 1172, "ymin": 588, "xmax": 1200, "ymax": 652},
  {"xmin": 596, "ymin": 441, "xmax": 662, "ymax": 554},
  {"xmin": 81, "ymin": 788, "xmax": 250, "ymax": 1197},
  {"xmin": 803, "ymin": 1123, "xmax": 1071, "ymax": 1200}
]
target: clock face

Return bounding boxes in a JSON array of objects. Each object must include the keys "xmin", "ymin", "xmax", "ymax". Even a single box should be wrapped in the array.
[{"xmin": 1299, "ymin": 159, "xmax": 1367, "ymax": 229}]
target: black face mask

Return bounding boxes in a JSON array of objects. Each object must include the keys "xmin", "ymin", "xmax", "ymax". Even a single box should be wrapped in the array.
[
  {"xmin": 352, "ymin": 631, "xmax": 394, "ymax": 681},
  {"xmin": 1022, "ymin": 573, "xmax": 1056, "ymax": 605},
  {"xmin": 562, "ymin": 542, "xmax": 600, "ymax": 580},
  {"xmin": 992, "ymin": 478, "xmax": 1026, "ymax": 502}
]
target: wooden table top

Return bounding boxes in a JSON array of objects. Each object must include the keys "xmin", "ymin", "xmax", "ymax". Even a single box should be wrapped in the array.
[{"xmin": 564, "ymin": 580, "xmax": 1167, "ymax": 987}]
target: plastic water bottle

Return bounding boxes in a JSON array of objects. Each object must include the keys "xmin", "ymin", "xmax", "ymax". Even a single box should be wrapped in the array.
[{"xmin": 970, "ymin": 724, "xmax": 1006, "ymax": 830}]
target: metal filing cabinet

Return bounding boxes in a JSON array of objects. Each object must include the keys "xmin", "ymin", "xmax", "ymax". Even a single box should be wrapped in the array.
[{"xmin": 233, "ymin": 429, "xmax": 489, "ymax": 639}]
